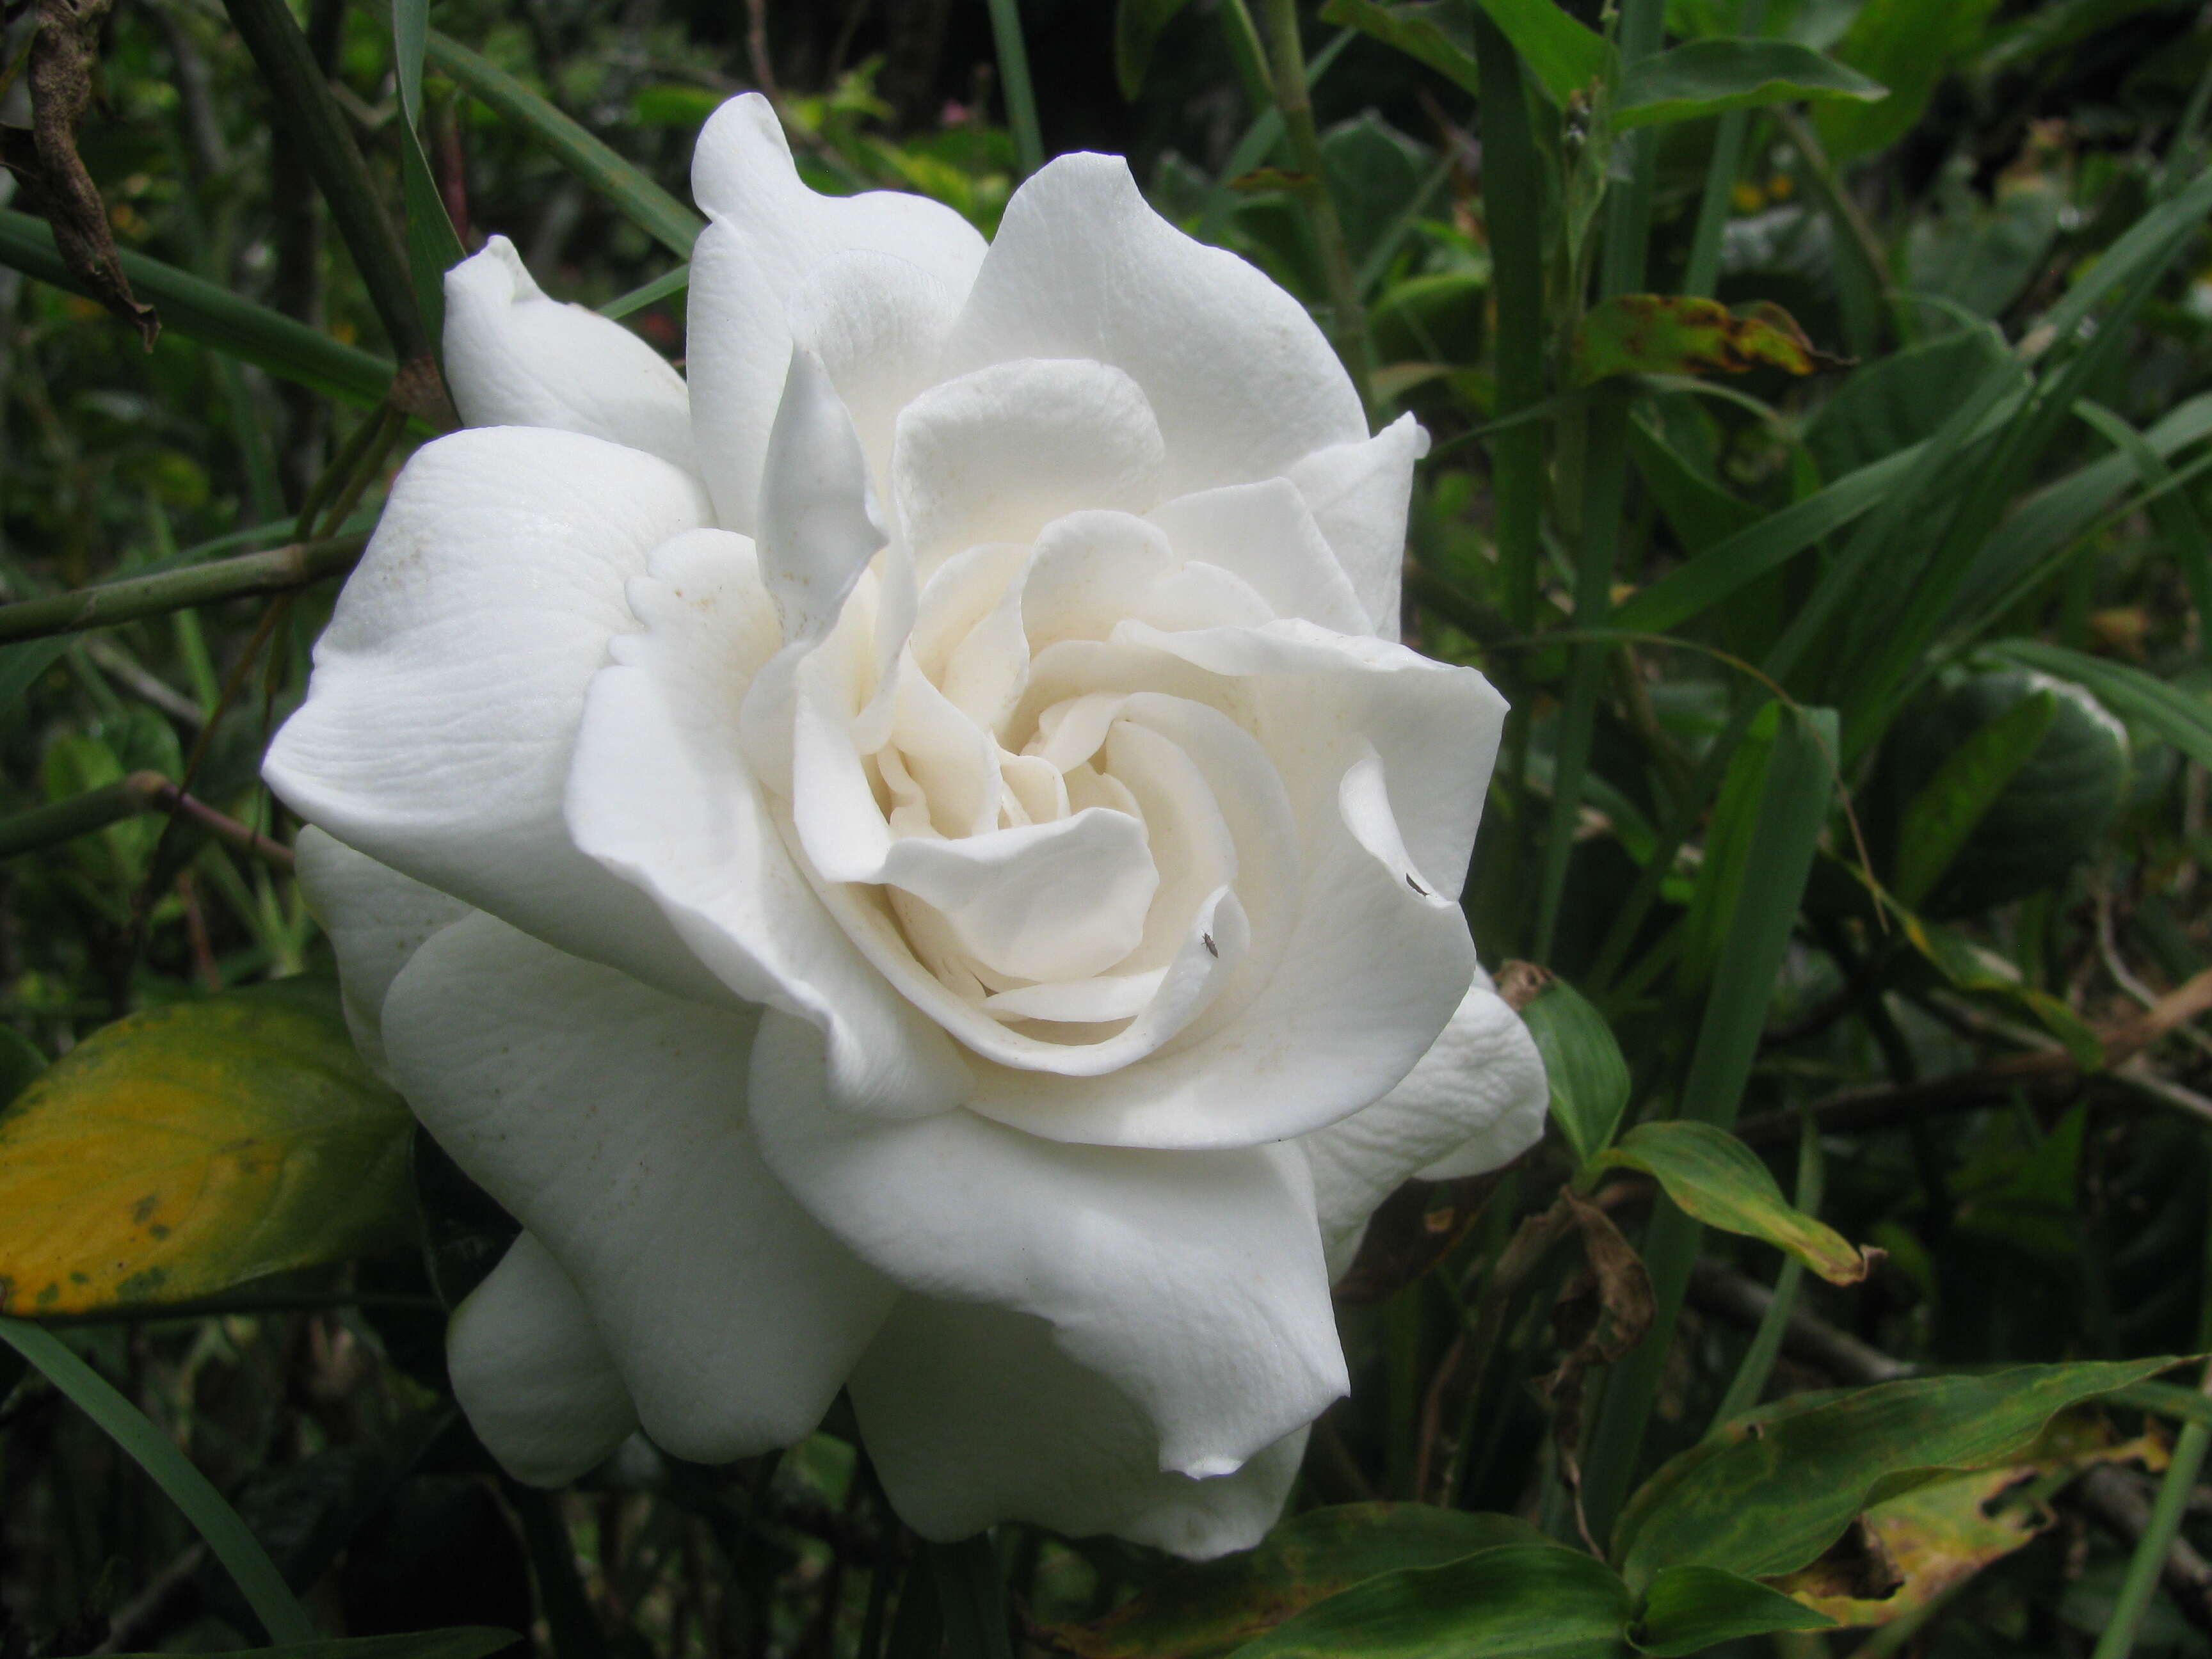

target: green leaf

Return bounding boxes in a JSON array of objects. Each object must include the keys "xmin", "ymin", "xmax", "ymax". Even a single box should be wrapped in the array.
[
  {"xmin": 1522, "ymin": 975, "xmax": 1631, "ymax": 1165},
  {"xmin": 394, "ymin": 0, "xmax": 466, "ymax": 354},
  {"xmin": 0, "ymin": 1315, "xmax": 318, "ymax": 1642},
  {"xmin": 1575, "ymin": 295, "xmax": 1844, "ymax": 384},
  {"xmin": 0, "ymin": 981, "xmax": 415, "ymax": 1316},
  {"xmin": 1370, "ymin": 271, "xmax": 1487, "ymax": 365},
  {"xmin": 1318, "ymin": 0, "xmax": 1481, "ymax": 97},
  {"xmin": 598, "ymin": 262, "xmax": 690, "ymax": 320},
  {"xmin": 1613, "ymin": 38, "xmax": 1886, "ymax": 131},
  {"xmin": 106, "ymin": 1634, "xmax": 520, "ymax": 1659},
  {"xmin": 1805, "ymin": 327, "xmax": 2013, "ymax": 483},
  {"xmin": 1986, "ymin": 641, "xmax": 2212, "ymax": 770},
  {"xmin": 1597, "ymin": 1121, "xmax": 1877, "ymax": 1285},
  {"xmin": 1044, "ymin": 1505, "xmax": 1550, "ymax": 1659},
  {"xmin": 1115, "ymin": 0, "xmax": 1194, "ymax": 99},
  {"xmin": 1470, "ymin": 0, "xmax": 1612, "ymax": 106},
  {"xmin": 1631, "ymin": 1566, "xmax": 1837, "ymax": 1655},
  {"xmin": 0, "ymin": 211, "xmax": 392, "ymax": 406},
  {"xmin": 1627, "ymin": 415, "xmax": 1761, "ymax": 556},
  {"xmin": 426, "ymin": 29, "xmax": 704, "ymax": 259},
  {"xmin": 1891, "ymin": 687, "xmax": 2056, "ymax": 910},
  {"xmin": 1613, "ymin": 1356, "xmax": 2186, "ymax": 1589},
  {"xmin": 1814, "ymin": 0, "xmax": 2003, "ymax": 164},
  {"xmin": 1227, "ymin": 1545, "xmax": 1635, "ymax": 1659}
]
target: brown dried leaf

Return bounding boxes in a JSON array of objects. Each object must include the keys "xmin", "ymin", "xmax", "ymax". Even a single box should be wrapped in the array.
[{"xmin": 1, "ymin": 0, "xmax": 156, "ymax": 347}]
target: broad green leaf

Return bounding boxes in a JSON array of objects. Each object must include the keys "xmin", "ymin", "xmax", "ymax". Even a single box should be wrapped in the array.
[
  {"xmin": 0, "ymin": 1315, "xmax": 317, "ymax": 1642},
  {"xmin": 1907, "ymin": 168, "xmax": 2064, "ymax": 322},
  {"xmin": 1370, "ymin": 271, "xmax": 1487, "ymax": 365},
  {"xmin": 1631, "ymin": 1566, "xmax": 1836, "ymax": 1654},
  {"xmin": 1891, "ymin": 687, "xmax": 2056, "ymax": 910},
  {"xmin": 1596, "ymin": 1121, "xmax": 1877, "ymax": 1285},
  {"xmin": 0, "ymin": 211, "xmax": 392, "ymax": 406},
  {"xmin": 1884, "ymin": 669, "xmax": 2128, "ymax": 917},
  {"xmin": 0, "ymin": 982, "xmax": 414, "ymax": 1315},
  {"xmin": 1815, "ymin": 0, "xmax": 2003, "ymax": 163},
  {"xmin": 1892, "ymin": 908, "xmax": 2106, "ymax": 1070},
  {"xmin": 1228, "ymin": 1545, "xmax": 1635, "ymax": 1659},
  {"xmin": 1770, "ymin": 1420, "xmax": 2168, "ymax": 1629},
  {"xmin": 426, "ymin": 29, "xmax": 705, "ymax": 259},
  {"xmin": 1806, "ymin": 326, "xmax": 2013, "ymax": 483},
  {"xmin": 1575, "ymin": 295, "xmax": 1843, "ymax": 384},
  {"xmin": 1116, "ymin": 0, "xmax": 1194, "ymax": 99},
  {"xmin": 1613, "ymin": 38, "xmax": 1885, "ymax": 131},
  {"xmin": 1318, "ymin": 0, "xmax": 1481, "ymax": 97},
  {"xmin": 1613, "ymin": 1356, "xmax": 2186, "ymax": 1588},
  {"xmin": 1043, "ymin": 1505, "xmax": 1549, "ymax": 1659},
  {"xmin": 1470, "ymin": 0, "xmax": 1612, "ymax": 106},
  {"xmin": 1994, "ymin": 640, "xmax": 2202, "ymax": 771},
  {"xmin": 1521, "ymin": 975, "xmax": 1631, "ymax": 1165},
  {"xmin": 108, "ymin": 1633, "xmax": 520, "ymax": 1659}
]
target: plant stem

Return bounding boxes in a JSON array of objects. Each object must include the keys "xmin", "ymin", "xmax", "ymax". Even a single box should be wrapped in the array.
[
  {"xmin": 1708, "ymin": 1111, "xmax": 1820, "ymax": 1426},
  {"xmin": 222, "ymin": 0, "xmax": 428, "ymax": 362},
  {"xmin": 985, "ymin": 0, "xmax": 1045, "ymax": 179},
  {"xmin": 1215, "ymin": 0, "xmax": 1276, "ymax": 121},
  {"xmin": 0, "ymin": 772, "xmax": 295, "ymax": 867},
  {"xmin": 1260, "ymin": 0, "xmax": 1372, "ymax": 414},
  {"xmin": 1683, "ymin": 0, "xmax": 1769, "ymax": 298},
  {"xmin": 929, "ymin": 1536, "xmax": 1013, "ymax": 1659},
  {"xmin": 0, "ymin": 534, "xmax": 367, "ymax": 646},
  {"xmin": 1475, "ymin": 10, "xmax": 1546, "ymax": 635}
]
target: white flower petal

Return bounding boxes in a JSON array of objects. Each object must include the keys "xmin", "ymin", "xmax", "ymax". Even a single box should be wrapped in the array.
[
  {"xmin": 941, "ymin": 154, "xmax": 1366, "ymax": 499},
  {"xmin": 1146, "ymin": 479, "xmax": 1370, "ymax": 635},
  {"xmin": 1283, "ymin": 413, "xmax": 1429, "ymax": 639},
  {"xmin": 892, "ymin": 358, "xmax": 1165, "ymax": 571},
  {"xmin": 447, "ymin": 1231, "xmax": 637, "ymax": 1487},
  {"xmin": 383, "ymin": 915, "xmax": 897, "ymax": 1463},
  {"xmin": 443, "ymin": 236, "xmax": 693, "ymax": 472},
  {"xmin": 685, "ymin": 94, "xmax": 986, "ymax": 534},
  {"xmin": 850, "ymin": 1297, "xmax": 1307, "ymax": 1557},
  {"xmin": 882, "ymin": 809, "xmax": 1158, "ymax": 984},
  {"xmin": 749, "ymin": 1009, "xmax": 1347, "ymax": 1477},
  {"xmin": 1116, "ymin": 618, "xmax": 1505, "ymax": 903},
  {"xmin": 1302, "ymin": 970, "xmax": 1550, "ymax": 1278},
  {"xmin": 264, "ymin": 427, "xmax": 725, "ymax": 1006},
  {"xmin": 293, "ymin": 827, "xmax": 471, "ymax": 1080},
  {"xmin": 758, "ymin": 346, "xmax": 886, "ymax": 646},
  {"xmin": 566, "ymin": 529, "xmax": 972, "ymax": 1119},
  {"xmin": 788, "ymin": 250, "xmax": 964, "ymax": 504}
]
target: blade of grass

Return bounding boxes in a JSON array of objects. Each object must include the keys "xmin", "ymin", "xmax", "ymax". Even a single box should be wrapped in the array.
[
  {"xmin": 1192, "ymin": 30, "xmax": 1354, "ymax": 246},
  {"xmin": 394, "ymin": 0, "xmax": 466, "ymax": 353},
  {"xmin": 223, "ymin": 0, "xmax": 427, "ymax": 362},
  {"xmin": 1578, "ymin": 704, "xmax": 1838, "ymax": 1541},
  {"xmin": 2073, "ymin": 398, "xmax": 2212, "ymax": 669},
  {"xmin": 1707, "ymin": 1111, "xmax": 1822, "ymax": 1427},
  {"xmin": 0, "ymin": 1315, "xmax": 316, "ymax": 1642},
  {"xmin": 1681, "ymin": 0, "xmax": 1769, "ymax": 299},
  {"xmin": 426, "ymin": 29, "xmax": 703, "ymax": 260},
  {"xmin": 931, "ymin": 1538, "xmax": 1013, "ymax": 1659},
  {"xmin": 985, "ymin": 0, "xmax": 1045, "ymax": 177},
  {"xmin": 1479, "ymin": 12, "xmax": 1547, "ymax": 636},
  {"xmin": 0, "ymin": 211, "xmax": 392, "ymax": 405},
  {"xmin": 598, "ymin": 262, "xmax": 690, "ymax": 319}
]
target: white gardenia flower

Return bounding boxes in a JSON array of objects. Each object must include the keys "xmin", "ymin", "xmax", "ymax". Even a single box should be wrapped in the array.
[{"xmin": 264, "ymin": 93, "xmax": 1548, "ymax": 1559}]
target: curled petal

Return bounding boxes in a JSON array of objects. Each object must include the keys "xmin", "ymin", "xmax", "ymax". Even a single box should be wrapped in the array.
[
  {"xmin": 749, "ymin": 1009, "xmax": 1347, "ymax": 1478},
  {"xmin": 1146, "ymin": 478, "xmax": 1369, "ymax": 636},
  {"xmin": 685, "ymin": 93, "xmax": 986, "ymax": 533},
  {"xmin": 383, "ymin": 915, "xmax": 897, "ymax": 1463},
  {"xmin": 759, "ymin": 345, "xmax": 885, "ymax": 646},
  {"xmin": 851, "ymin": 1297, "xmax": 1308, "ymax": 1557},
  {"xmin": 448, "ymin": 1231, "xmax": 638, "ymax": 1487},
  {"xmin": 444, "ymin": 236, "xmax": 693, "ymax": 472},
  {"xmin": 263, "ymin": 426, "xmax": 726, "ymax": 1006},
  {"xmin": 942, "ymin": 153, "xmax": 1366, "ymax": 499},
  {"xmin": 1302, "ymin": 968, "xmax": 1550, "ymax": 1278},
  {"xmin": 1283, "ymin": 413, "xmax": 1429, "ymax": 639}
]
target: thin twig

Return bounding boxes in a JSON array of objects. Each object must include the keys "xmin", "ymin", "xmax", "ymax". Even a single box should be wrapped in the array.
[
  {"xmin": 0, "ymin": 771, "xmax": 293, "ymax": 869},
  {"xmin": 0, "ymin": 533, "xmax": 367, "ymax": 645}
]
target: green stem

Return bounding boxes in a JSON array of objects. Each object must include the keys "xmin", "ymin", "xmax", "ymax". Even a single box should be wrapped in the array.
[
  {"xmin": 222, "ymin": 0, "xmax": 427, "ymax": 362},
  {"xmin": 0, "ymin": 771, "xmax": 294, "ymax": 866},
  {"xmin": 1578, "ymin": 706, "xmax": 1837, "ymax": 1542},
  {"xmin": 1682, "ymin": 0, "xmax": 1770, "ymax": 299},
  {"xmin": 1708, "ymin": 1112, "xmax": 1821, "ymax": 1427},
  {"xmin": 1475, "ymin": 10, "xmax": 1546, "ymax": 635},
  {"xmin": 985, "ymin": 0, "xmax": 1045, "ymax": 179},
  {"xmin": 0, "ymin": 534, "xmax": 367, "ymax": 645},
  {"xmin": 1260, "ymin": 0, "xmax": 1373, "ymax": 414},
  {"xmin": 1216, "ymin": 0, "xmax": 1277, "ymax": 121}
]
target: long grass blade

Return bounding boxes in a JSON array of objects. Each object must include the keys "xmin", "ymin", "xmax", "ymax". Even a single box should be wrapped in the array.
[
  {"xmin": 426, "ymin": 29, "xmax": 705, "ymax": 259},
  {"xmin": 0, "ymin": 1315, "xmax": 316, "ymax": 1642},
  {"xmin": 0, "ymin": 211, "xmax": 392, "ymax": 405},
  {"xmin": 986, "ymin": 0, "xmax": 1045, "ymax": 177}
]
